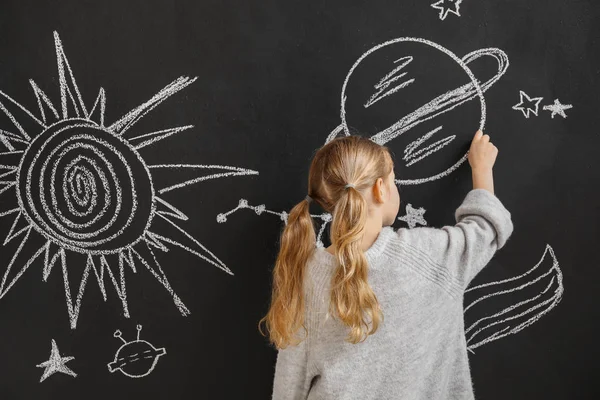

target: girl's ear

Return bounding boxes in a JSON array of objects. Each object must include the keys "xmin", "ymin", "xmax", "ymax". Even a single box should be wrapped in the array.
[{"xmin": 372, "ymin": 177, "xmax": 385, "ymax": 203}]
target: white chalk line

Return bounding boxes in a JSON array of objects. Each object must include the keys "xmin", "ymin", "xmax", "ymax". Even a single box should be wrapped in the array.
[
  {"xmin": 217, "ymin": 199, "xmax": 333, "ymax": 248},
  {"xmin": 404, "ymin": 126, "xmax": 442, "ymax": 155},
  {"xmin": 464, "ymin": 257, "xmax": 556, "ymax": 313},
  {"xmin": 0, "ymin": 150, "xmax": 24, "ymax": 156},
  {"xmin": 0, "ymin": 168, "xmax": 17, "ymax": 179},
  {"xmin": 465, "ymin": 244, "xmax": 555, "ymax": 294},
  {"xmin": 0, "ymin": 207, "xmax": 20, "ymax": 219},
  {"xmin": 61, "ymin": 248, "xmax": 90, "ymax": 328},
  {"xmin": 0, "ymin": 129, "xmax": 27, "ymax": 141},
  {"xmin": 0, "ymin": 227, "xmax": 44, "ymax": 298},
  {"xmin": 89, "ymin": 88, "xmax": 106, "ymax": 127},
  {"xmin": 108, "ymin": 76, "xmax": 197, "ymax": 136},
  {"xmin": 29, "ymin": 79, "xmax": 60, "ymax": 125},
  {"xmin": 403, "ymin": 125, "xmax": 456, "ymax": 167},
  {"xmin": 466, "ymin": 274, "xmax": 556, "ymax": 335},
  {"xmin": 131, "ymin": 125, "xmax": 194, "ymax": 150},
  {"xmin": 0, "ymin": 94, "xmax": 33, "ymax": 141},
  {"xmin": 155, "ymin": 195, "xmax": 189, "ymax": 221},
  {"xmin": 467, "ymin": 285, "xmax": 562, "ymax": 350},
  {"xmin": 405, "ymin": 136, "xmax": 456, "ymax": 164},
  {"xmin": 144, "ymin": 232, "xmax": 171, "ymax": 253},
  {"xmin": 397, "ymin": 153, "xmax": 468, "ymax": 185},
  {"xmin": 3, "ymin": 210, "xmax": 31, "ymax": 245},
  {"xmin": 130, "ymin": 243, "xmax": 190, "ymax": 316},
  {"xmin": 153, "ymin": 211, "xmax": 231, "ymax": 274},
  {"xmin": 147, "ymin": 164, "xmax": 259, "ymax": 194},
  {"xmin": 54, "ymin": 31, "xmax": 89, "ymax": 119},
  {"xmin": 0, "ymin": 129, "xmax": 28, "ymax": 151},
  {"xmin": 364, "ymin": 56, "xmax": 415, "ymax": 108},
  {"xmin": 464, "ymin": 244, "xmax": 564, "ymax": 351},
  {"xmin": 0, "ymin": 181, "xmax": 16, "ymax": 197},
  {"xmin": 371, "ymin": 82, "xmax": 474, "ymax": 146},
  {"xmin": 43, "ymin": 241, "xmax": 60, "ymax": 282},
  {"xmin": 0, "ymin": 87, "xmax": 46, "ymax": 136}
]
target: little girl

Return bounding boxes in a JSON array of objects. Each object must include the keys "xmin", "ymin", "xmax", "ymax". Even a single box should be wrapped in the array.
[{"xmin": 259, "ymin": 130, "xmax": 514, "ymax": 399}]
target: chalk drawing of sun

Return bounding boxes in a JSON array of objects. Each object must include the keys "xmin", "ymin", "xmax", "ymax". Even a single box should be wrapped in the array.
[{"xmin": 0, "ymin": 31, "xmax": 258, "ymax": 329}]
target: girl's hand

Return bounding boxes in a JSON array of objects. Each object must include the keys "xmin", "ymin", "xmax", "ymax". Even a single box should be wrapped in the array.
[
  {"xmin": 468, "ymin": 130, "xmax": 497, "ymax": 194},
  {"xmin": 468, "ymin": 130, "xmax": 498, "ymax": 173}
]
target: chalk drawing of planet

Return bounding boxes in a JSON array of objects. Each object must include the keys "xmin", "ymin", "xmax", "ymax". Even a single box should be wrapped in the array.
[
  {"xmin": 326, "ymin": 37, "xmax": 509, "ymax": 186},
  {"xmin": 108, "ymin": 325, "xmax": 166, "ymax": 378}
]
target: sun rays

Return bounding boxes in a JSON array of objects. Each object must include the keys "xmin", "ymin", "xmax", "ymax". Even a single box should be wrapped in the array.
[{"xmin": 0, "ymin": 31, "xmax": 258, "ymax": 329}]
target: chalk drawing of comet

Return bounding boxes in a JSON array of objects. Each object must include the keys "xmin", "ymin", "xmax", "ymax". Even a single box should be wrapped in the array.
[
  {"xmin": 464, "ymin": 244, "xmax": 564, "ymax": 352},
  {"xmin": 0, "ymin": 32, "xmax": 258, "ymax": 329}
]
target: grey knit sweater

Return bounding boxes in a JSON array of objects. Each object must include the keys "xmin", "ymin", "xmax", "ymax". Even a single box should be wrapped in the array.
[{"xmin": 272, "ymin": 189, "xmax": 514, "ymax": 400}]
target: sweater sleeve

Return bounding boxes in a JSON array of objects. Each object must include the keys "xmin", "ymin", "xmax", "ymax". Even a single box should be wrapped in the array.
[
  {"xmin": 272, "ymin": 332, "xmax": 314, "ymax": 400},
  {"xmin": 396, "ymin": 189, "xmax": 514, "ymax": 291}
]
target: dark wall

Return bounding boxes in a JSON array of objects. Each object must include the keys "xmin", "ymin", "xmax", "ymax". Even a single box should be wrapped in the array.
[{"xmin": 0, "ymin": 1, "xmax": 598, "ymax": 399}]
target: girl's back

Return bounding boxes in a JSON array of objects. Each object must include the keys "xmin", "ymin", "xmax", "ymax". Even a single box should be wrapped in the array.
[{"xmin": 300, "ymin": 188, "xmax": 512, "ymax": 399}]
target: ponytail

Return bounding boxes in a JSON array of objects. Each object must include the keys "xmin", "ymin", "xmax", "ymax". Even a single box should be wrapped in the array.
[
  {"xmin": 258, "ymin": 196, "xmax": 316, "ymax": 349},
  {"xmin": 330, "ymin": 185, "xmax": 383, "ymax": 344}
]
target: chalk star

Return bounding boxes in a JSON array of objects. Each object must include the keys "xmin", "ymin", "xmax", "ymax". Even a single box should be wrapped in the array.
[
  {"xmin": 543, "ymin": 99, "xmax": 573, "ymax": 119},
  {"xmin": 431, "ymin": 0, "xmax": 463, "ymax": 20},
  {"xmin": 36, "ymin": 339, "xmax": 77, "ymax": 383},
  {"xmin": 398, "ymin": 203, "xmax": 427, "ymax": 228},
  {"xmin": 512, "ymin": 90, "xmax": 543, "ymax": 118}
]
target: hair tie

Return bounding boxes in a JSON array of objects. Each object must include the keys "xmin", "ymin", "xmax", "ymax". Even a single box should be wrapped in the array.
[
  {"xmin": 344, "ymin": 183, "xmax": 355, "ymax": 189},
  {"xmin": 305, "ymin": 195, "xmax": 313, "ymax": 203}
]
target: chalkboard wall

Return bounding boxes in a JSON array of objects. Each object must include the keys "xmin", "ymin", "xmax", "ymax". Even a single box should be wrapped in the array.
[{"xmin": 0, "ymin": 0, "xmax": 598, "ymax": 399}]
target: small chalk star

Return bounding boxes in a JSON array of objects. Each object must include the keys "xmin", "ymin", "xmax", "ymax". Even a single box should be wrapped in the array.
[
  {"xmin": 36, "ymin": 339, "xmax": 77, "ymax": 383},
  {"xmin": 512, "ymin": 90, "xmax": 544, "ymax": 118},
  {"xmin": 398, "ymin": 203, "xmax": 427, "ymax": 228},
  {"xmin": 543, "ymin": 99, "xmax": 573, "ymax": 119},
  {"xmin": 431, "ymin": 0, "xmax": 463, "ymax": 20}
]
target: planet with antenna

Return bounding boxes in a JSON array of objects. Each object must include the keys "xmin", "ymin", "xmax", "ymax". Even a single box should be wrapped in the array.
[{"xmin": 107, "ymin": 324, "xmax": 166, "ymax": 378}]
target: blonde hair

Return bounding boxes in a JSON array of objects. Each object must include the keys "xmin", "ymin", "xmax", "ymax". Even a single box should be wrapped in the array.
[{"xmin": 258, "ymin": 135, "xmax": 394, "ymax": 349}]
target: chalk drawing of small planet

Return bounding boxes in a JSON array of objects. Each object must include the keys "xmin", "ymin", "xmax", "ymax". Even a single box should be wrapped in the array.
[
  {"xmin": 326, "ymin": 37, "xmax": 509, "ymax": 185},
  {"xmin": 108, "ymin": 326, "xmax": 166, "ymax": 378}
]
